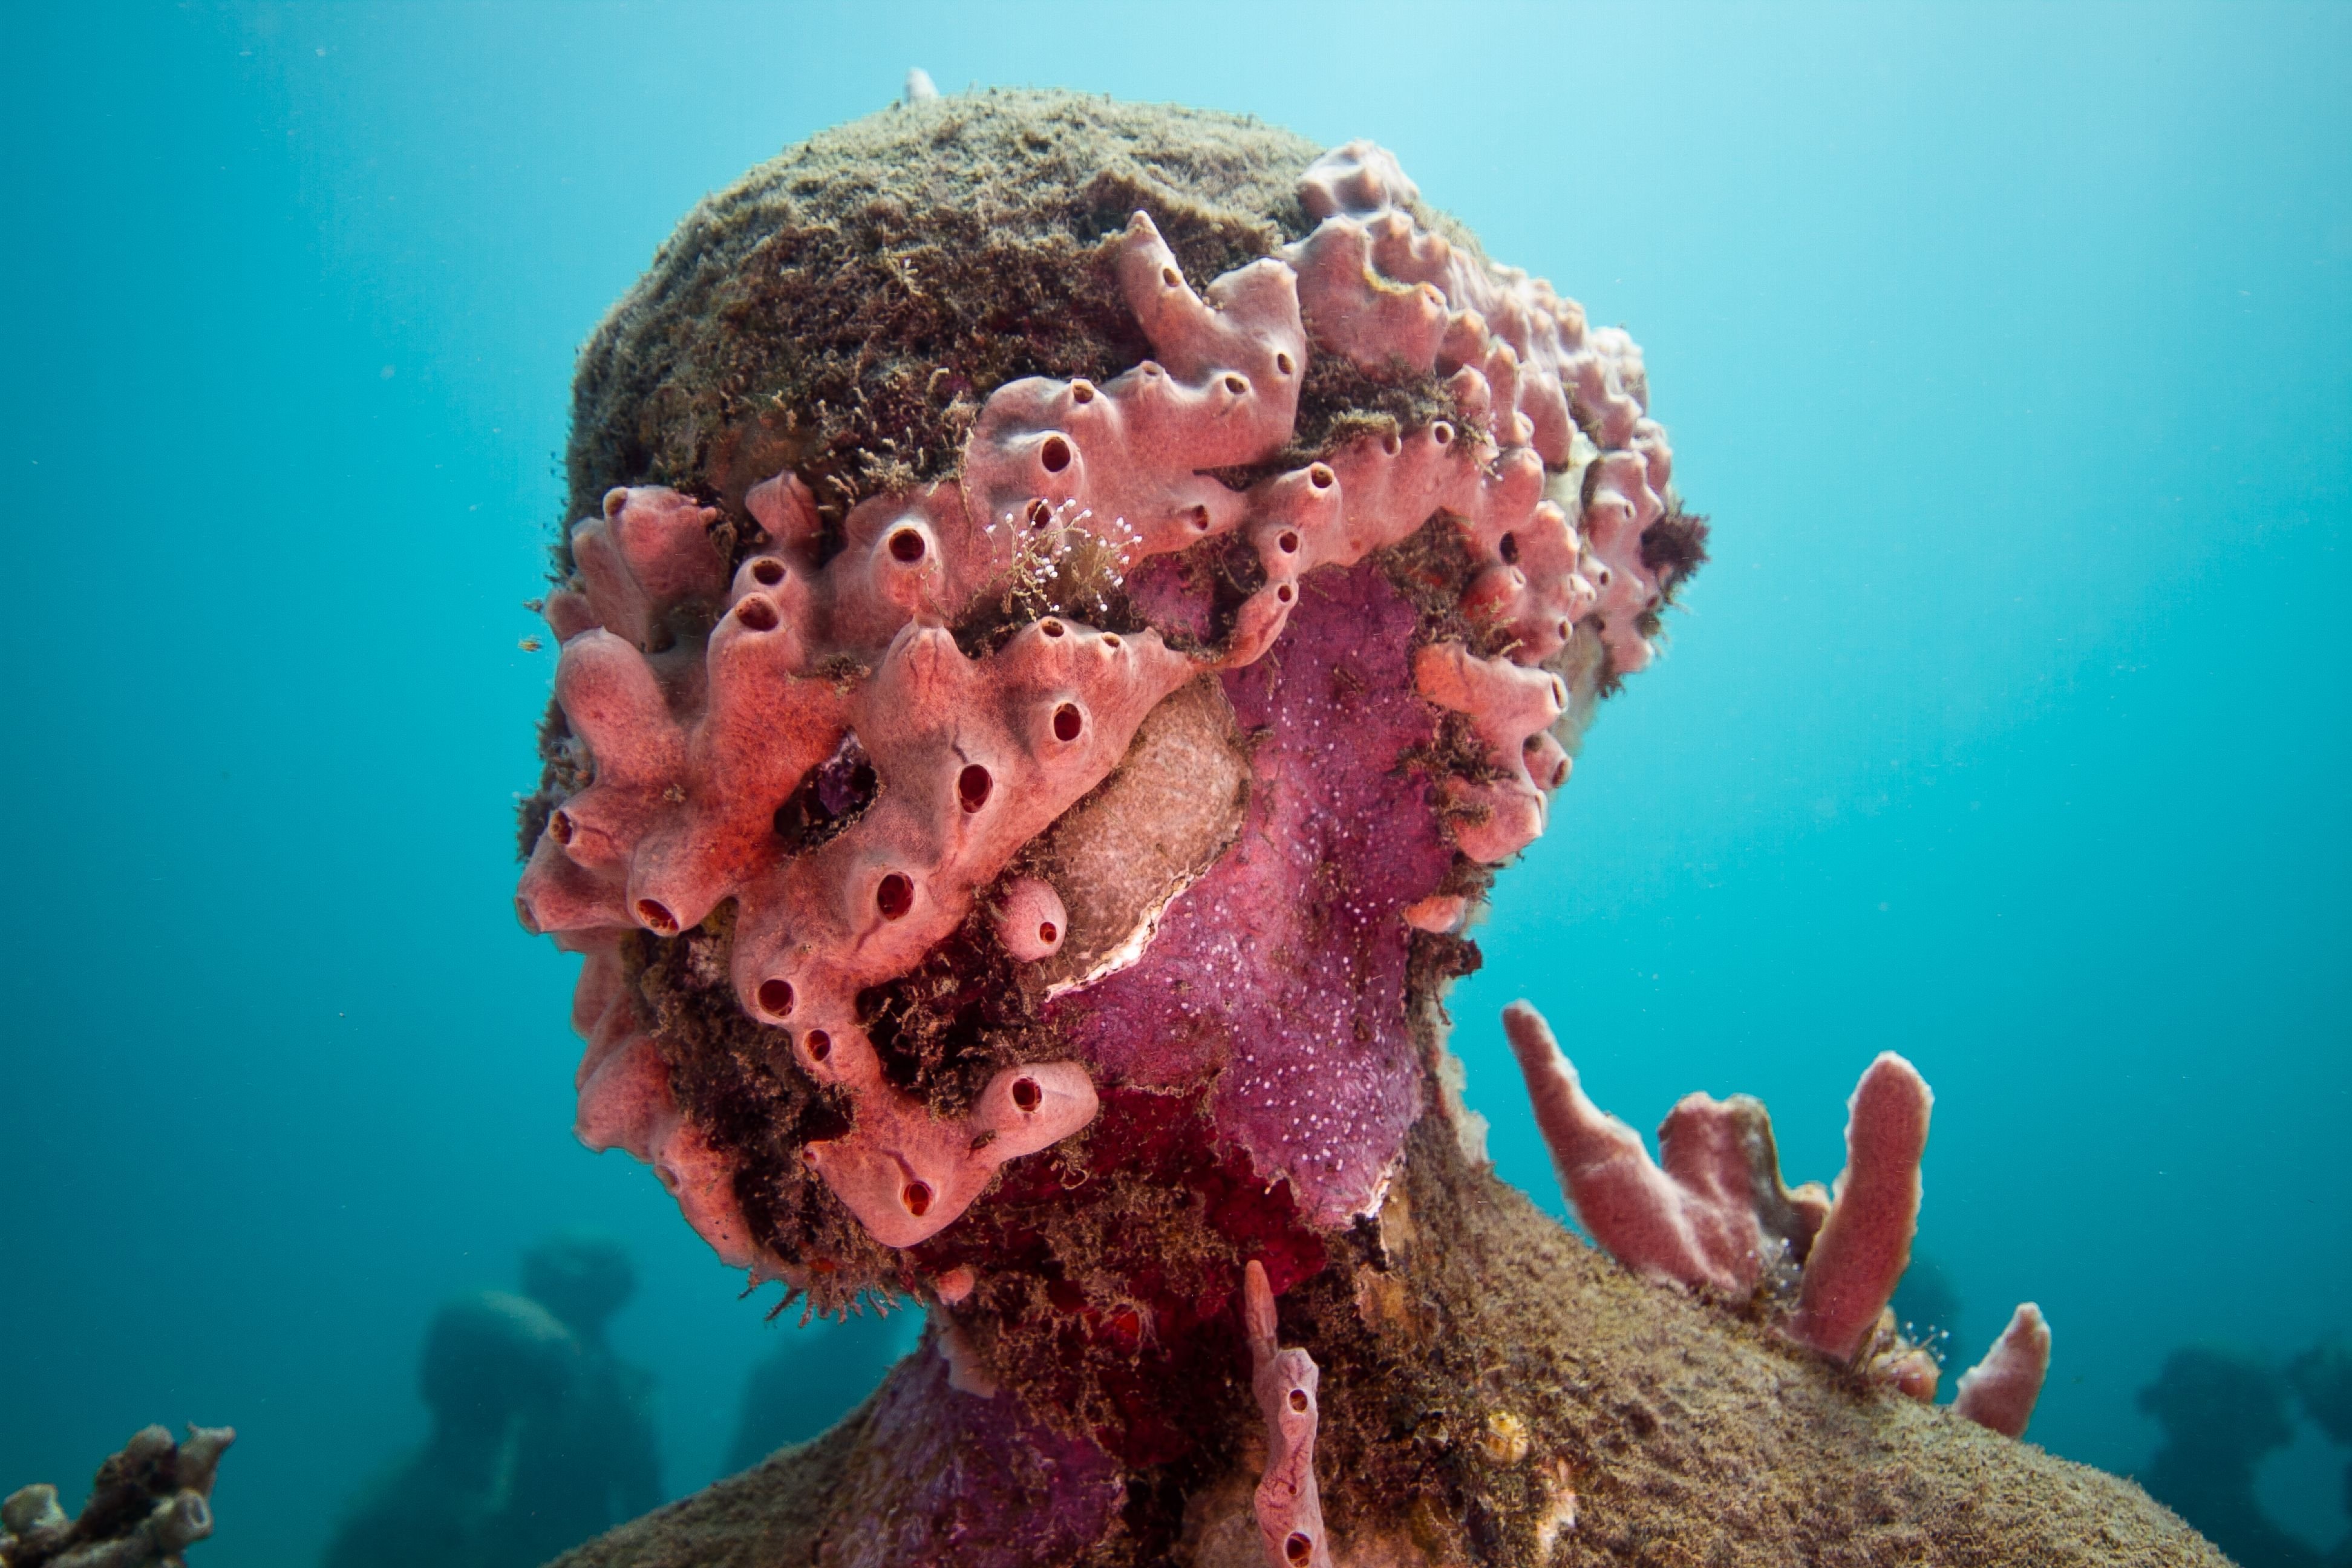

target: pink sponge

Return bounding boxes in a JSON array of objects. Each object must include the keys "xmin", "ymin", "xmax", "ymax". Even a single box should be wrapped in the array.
[
  {"xmin": 964, "ymin": 215, "xmax": 1305, "ymax": 560},
  {"xmin": 1243, "ymin": 1261, "xmax": 1333, "ymax": 1568},
  {"xmin": 727, "ymin": 617, "xmax": 1194, "ymax": 1028},
  {"xmin": 1288, "ymin": 140, "xmax": 1670, "ymax": 673},
  {"xmin": 1789, "ymin": 1053, "xmax": 1933, "ymax": 1362},
  {"xmin": 1506, "ymin": 1002, "xmax": 2004, "ymax": 1400},
  {"xmin": 545, "ymin": 485, "xmax": 728, "ymax": 650},
  {"xmin": 566, "ymin": 936, "xmax": 761, "ymax": 1266},
  {"xmin": 1502, "ymin": 1001, "xmax": 1824, "ymax": 1295},
  {"xmin": 993, "ymin": 877, "xmax": 1068, "ymax": 963},
  {"xmin": 1416, "ymin": 645, "xmax": 1569, "ymax": 864},
  {"xmin": 1953, "ymin": 1303, "xmax": 2052, "ymax": 1439},
  {"xmin": 800, "ymin": 1048, "xmax": 1099, "ymax": 1249}
]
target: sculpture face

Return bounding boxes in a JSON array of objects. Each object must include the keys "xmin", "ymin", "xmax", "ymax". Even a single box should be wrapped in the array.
[{"xmin": 515, "ymin": 136, "xmax": 1693, "ymax": 1313}]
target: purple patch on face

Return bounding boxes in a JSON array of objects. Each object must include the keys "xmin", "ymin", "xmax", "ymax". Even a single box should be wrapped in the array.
[{"xmin": 1052, "ymin": 560, "xmax": 1455, "ymax": 1223}]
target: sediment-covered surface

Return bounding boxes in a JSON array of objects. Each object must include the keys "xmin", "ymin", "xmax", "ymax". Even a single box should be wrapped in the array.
[{"xmin": 552, "ymin": 1120, "xmax": 2218, "ymax": 1566}]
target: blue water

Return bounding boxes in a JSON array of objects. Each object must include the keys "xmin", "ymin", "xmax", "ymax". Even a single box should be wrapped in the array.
[{"xmin": 4, "ymin": 4, "xmax": 2345, "ymax": 1563}]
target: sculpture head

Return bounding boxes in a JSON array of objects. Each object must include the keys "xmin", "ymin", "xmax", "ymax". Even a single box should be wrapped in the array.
[
  {"xmin": 513, "ymin": 91, "xmax": 1697, "ymax": 1452},
  {"xmin": 520, "ymin": 1229, "xmax": 636, "ymax": 1341}
]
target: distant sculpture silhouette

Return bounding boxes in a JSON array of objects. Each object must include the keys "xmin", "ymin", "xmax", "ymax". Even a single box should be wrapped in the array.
[
  {"xmin": 320, "ymin": 1292, "xmax": 577, "ymax": 1568},
  {"xmin": 483, "ymin": 1233, "xmax": 661, "ymax": 1565},
  {"xmin": 320, "ymin": 1233, "xmax": 659, "ymax": 1568},
  {"xmin": 2138, "ymin": 1345, "xmax": 2333, "ymax": 1568},
  {"xmin": 2287, "ymin": 1338, "xmax": 2352, "ymax": 1564}
]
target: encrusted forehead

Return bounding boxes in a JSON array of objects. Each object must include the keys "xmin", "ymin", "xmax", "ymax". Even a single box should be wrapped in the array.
[{"xmin": 517, "ymin": 97, "xmax": 1696, "ymax": 1299}]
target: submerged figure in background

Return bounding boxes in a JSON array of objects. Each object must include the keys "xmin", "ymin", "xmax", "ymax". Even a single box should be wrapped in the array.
[
  {"xmin": 481, "ymin": 1233, "xmax": 661, "ymax": 1565},
  {"xmin": 320, "ymin": 1292, "xmax": 575, "ymax": 1568},
  {"xmin": 2287, "ymin": 1338, "xmax": 2352, "ymax": 1565},
  {"xmin": 2137, "ymin": 1346, "xmax": 2326, "ymax": 1568},
  {"xmin": 321, "ymin": 1233, "xmax": 659, "ymax": 1568},
  {"xmin": 724, "ymin": 1308, "xmax": 915, "ymax": 1473}
]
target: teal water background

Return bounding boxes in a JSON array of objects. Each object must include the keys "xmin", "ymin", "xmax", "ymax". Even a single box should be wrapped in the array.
[{"xmin": 4, "ymin": 4, "xmax": 2347, "ymax": 1562}]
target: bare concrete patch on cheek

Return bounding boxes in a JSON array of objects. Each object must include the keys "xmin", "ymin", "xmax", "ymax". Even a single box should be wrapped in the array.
[{"xmin": 1030, "ymin": 673, "xmax": 1251, "ymax": 995}]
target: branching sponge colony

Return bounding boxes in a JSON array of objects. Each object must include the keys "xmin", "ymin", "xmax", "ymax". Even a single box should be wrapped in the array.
[{"xmin": 1506, "ymin": 998, "xmax": 2051, "ymax": 1438}]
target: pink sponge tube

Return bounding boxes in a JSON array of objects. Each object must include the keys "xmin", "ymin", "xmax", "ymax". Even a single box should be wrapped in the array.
[
  {"xmin": 575, "ymin": 1036, "xmax": 669, "ymax": 1163},
  {"xmin": 802, "ymin": 1050, "xmax": 1100, "ymax": 1249},
  {"xmin": 1503, "ymin": 1001, "xmax": 1756, "ymax": 1295},
  {"xmin": 993, "ymin": 876, "xmax": 1068, "ymax": 962},
  {"xmin": 1243, "ymin": 1261, "xmax": 1333, "ymax": 1568},
  {"xmin": 1416, "ymin": 645, "xmax": 1568, "ymax": 863},
  {"xmin": 1953, "ymin": 1303, "xmax": 2052, "ymax": 1439},
  {"xmin": 1788, "ymin": 1053, "xmax": 1933, "ymax": 1362},
  {"xmin": 557, "ymin": 486, "xmax": 727, "ymax": 652},
  {"xmin": 650, "ymin": 1112, "xmax": 757, "ymax": 1269}
]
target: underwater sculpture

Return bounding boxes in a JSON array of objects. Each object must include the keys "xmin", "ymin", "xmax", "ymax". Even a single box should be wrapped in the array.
[
  {"xmin": 0, "ymin": 1425, "xmax": 231, "ymax": 1568},
  {"xmin": 2291, "ymin": 1337, "xmax": 2352, "ymax": 1534},
  {"xmin": 322, "ymin": 1236, "xmax": 660, "ymax": 1568},
  {"xmin": 514, "ymin": 90, "xmax": 2225, "ymax": 1563},
  {"xmin": 2137, "ymin": 1345, "xmax": 2348, "ymax": 1568},
  {"xmin": 321, "ymin": 1292, "xmax": 577, "ymax": 1568}
]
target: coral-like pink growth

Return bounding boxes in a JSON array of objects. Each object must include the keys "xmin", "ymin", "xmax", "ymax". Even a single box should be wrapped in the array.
[
  {"xmin": 1400, "ymin": 893, "xmax": 1468, "ymax": 934},
  {"xmin": 1505, "ymin": 1004, "xmax": 1964, "ymax": 1383},
  {"xmin": 727, "ymin": 618, "xmax": 1192, "ymax": 1021},
  {"xmin": 1243, "ymin": 1261, "xmax": 1332, "ymax": 1568},
  {"xmin": 1954, "ymin": 1303, "xmax": 2052, "ymax": 1439},
  {"xmin": 1789, "ymin": 1053, "xmax": 1933, "ymax": 1363},
  {"xmin": 515, "ymin": 604, "xmax": 848, "ymax": 940},
  {"xmin": 991, "ymin": 877, "xmax": 1067, "ymax": 962},
  {"xmin": 1414, "ymin": 644, "xmax": 1568, "ymax": 863},
  {"xmin": 545, "ymin": 485, "xmax": 728, "ymax": 650},
  {"xmin": 522, "ymin": 138, "xmax": 1679, "ymax": 1254},
  {"xmin": 964, "ymin": 217, "xmax": 1304, "ymax": 559},
  {"xmin": 802, "ymin": 1053, "xmax": 1099, "ymax": 1249},
  {"xmin": 1502, "ymin": 1001, "xmax": 1824, "ymax": 1294},
  {"xmin": 566, "ymin": 916, "xmax": 1097, "ymax": 1253},
  {"xmin": 1870, "ymin": 1330, "xmax": 1943, "ymax": 1403},
  {"xmin": 566, "ymin": 936, "xmax": 761, "ymax": 1266},
  {"xmin": 1287, "ymin": 141, "xmax": 1669, "ymax": 672}
]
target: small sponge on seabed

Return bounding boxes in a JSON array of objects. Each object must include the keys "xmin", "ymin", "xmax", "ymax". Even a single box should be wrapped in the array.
[{"xmin": 2, "ymin": 1423, "xmax": 233, "ymax": 1568}]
